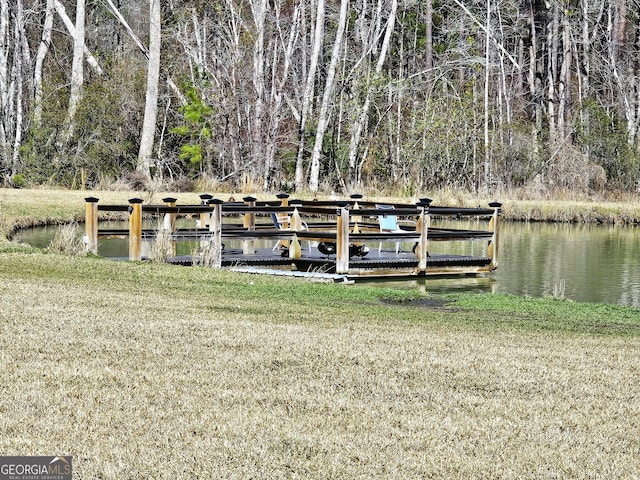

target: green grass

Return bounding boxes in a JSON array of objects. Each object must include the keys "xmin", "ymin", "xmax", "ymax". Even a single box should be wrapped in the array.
[
  {"xmin": 449, "ymin": 293, "xmax": 640, "ymax": 336},
  {"xmin": 1, "ymin": 189, "xmax": 640, "ymax": 478}
]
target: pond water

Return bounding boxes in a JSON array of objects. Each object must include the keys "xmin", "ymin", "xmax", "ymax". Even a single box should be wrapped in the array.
[
  {"xmin": 388, "ymin": 221, "xmax": 640, "ymax": 308},
  {"xmin": 12, "ymin": 220, "xmax": 640, "ymax": 307}
]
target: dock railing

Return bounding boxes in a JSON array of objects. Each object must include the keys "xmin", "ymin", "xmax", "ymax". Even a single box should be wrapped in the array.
[{"xmin": 84, "ymin": 195, "xmax": 501, "ymax": 275}]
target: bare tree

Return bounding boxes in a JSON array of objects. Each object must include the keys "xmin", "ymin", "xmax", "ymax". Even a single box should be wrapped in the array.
[
  {"xmin": 33, "ymin": 0, "xmax": 55, "ymax": 127},
  {"xmin": 138, "ymin": 0, "xmax": 161, "ymax": 176},
  {"xmin": 308, "ymin": 0, "xmax": 349, "ymax": 193},
  {"xmin": 0, "ymin": 0, "xmax": 28, "ymax": 175},
  {"xmin": 263, "ymin": 0, "xmax": 300, "ymax": 189},
  {"xmin": 57, "ymin": 0, "xmax": 86, "ymax": 146},
  {"xmin": 425, "ymin": 0, "xmax": 433, "ymax": 89},
  {"xmin": 54, "ymin": 0, "xmax": 102, "ymax": 75},
  {"xmin": 295, "ymin": 0, "xmax": 325, "ymax": 192},
  {"xmin": 0, "ymin": 0, "xmax": 8, "ymax": 170},
  {"xmin": 250, "ymin": 0, "xmax": 267, "ymax": 185},
  {"xmin": 346, "ymin": 0, "xmax": 398, "ymax": 188}
]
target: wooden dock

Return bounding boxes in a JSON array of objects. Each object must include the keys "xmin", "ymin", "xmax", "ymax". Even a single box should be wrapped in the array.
[{"xmin": 84, "ymin": 194, "xmax": 501, "ymax": 280}]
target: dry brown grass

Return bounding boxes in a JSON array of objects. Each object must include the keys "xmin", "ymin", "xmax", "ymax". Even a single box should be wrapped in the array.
[
  {"xmin": 0, "ymin": 254, "xmax": 638, "ymax": 478},
  {"xmin": 1, "ymin": 188, "xmax": 640, "ymax": 477},
  {"xmin": 147, "ymin": 223, "xmax": 174, "ymax": 263},
  {"xmin": 47, "ymin": 222, "xmax": 86, "ymax": 255}
]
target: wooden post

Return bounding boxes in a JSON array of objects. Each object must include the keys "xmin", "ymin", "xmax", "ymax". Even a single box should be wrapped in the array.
[
  {"xmin": 128, "ymin": 198, "xmax": 143, "ymax": 261},
  {"xmin": 84, "ymin": 197, "xmax": 99, "ymax": 254},
  {"xmin": 350, "ymin": 193, "xmax": 363, "ymax": 223},
  {"xmin": 350, "ymin": 194, "xmax": 363, "ymax": 246},
  {"xmin": 162, "ymin": 197, "xmax": 177, "ymax": 231},
  {"xmin": 289, "ymin": 204, "xmax": 303, "ymax": 259},
  {"xmin": 199, "ymin": 193, "xmax": 213, "ymax": 228},
  {"xmin": 290, "ymin": 204, "xmax": 302, "ymax": 231},
  {"xmin": 243, "ymin": 196, "xmax": 256, "ymax": 255},
  {"xmin": 277, "ymin": 193, "xmax": 290, "ymax": 247},
  {"xmin": 336, "ymin": 203, "xmax": 350, "ymax": 274},
  {"xmin": 163, "ymin": 197, "xmax": 177, "ymax": 257},
  {"xmin": 488, "ymin": 202, "xmax": 502, "ymax": 269},
  {"xmin": 208, "ymin": 199, "xmax": 223, "ymax": 268},
  {"xmin": 415, "ymin": 198, "xmax": 432, "ymax": 273}
]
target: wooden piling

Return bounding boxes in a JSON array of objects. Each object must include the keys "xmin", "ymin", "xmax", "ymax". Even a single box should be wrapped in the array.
[
  {"xmin": 163, "ymin": 197, "xmax": 177, "ymax": 257},
  {"xmin": 128, "ymin": 198, "xmax": 143, "ymax": 261},
  {"xmin": 488, "ymin": 202, "xmax": 502, "ymax": 269},
  {"xmin": 350, "ymin": 194, "xmax": 363, "ymax": 223},
  {"xmin": 84, "ymin": 197, "xmax": 99, "ymax": 254},
  {"xmin": 289, "ymin": 204, "xmax": 303, "ymax": 259},
  {"xmin": 335, "ymin": 203, "xmax": 350, "ymax": 274},
  {"xmin": 277, "ymin": 193, "xmax": 290, "ymax": 247},
  {"xmin": 199, "ymin": 194, "xmax": 213, "ymax": 228},
  {"xmin": 350, "ymin": 194, "xmax": 363, "ymax": 246},
  {"xmin": 415, "ymin": 198, "xmax": 432, "ymax": 273},
  {"xmin": 243, "ymin": 196, "xmax": 256, "ymax": 255},
  {"xmin": 208, "ymin": 199, "xmax": 223, "ymax": 268}
]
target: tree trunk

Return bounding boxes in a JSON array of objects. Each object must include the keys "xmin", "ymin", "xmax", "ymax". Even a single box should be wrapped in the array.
[
  {"xmin": 103, "ymin": 0, "xmax": 184, "ymax": 104},
  {"xmin": 54, "ymin": 0, "xmax": 102, "ymax": 75},
  {"xmin": 483, "ymin": 0, "xmax": 491, "ymax": 190},
  {"xmin": 264, "ymin": 1, "xmax": 300, "ymax": 190},
  {"xmin": 308, "ymin": 0, "xmax": 349, "ymax": 193},
  {"xmin": 33, "ymin": 0, "xmax": 55, "ymax": 127},
  {"xmin": 11, "ymin": 0, "xmax": 25, "ymax": 172},
  {"xmin": 251, "ymin": 0, "xmax": 267, "ymax": 186},
  {"xmin": 547, "ymin": 2, "xmax": 559, "ymax": 143},
  {"xmin": 60, "ymin": 0, "xmax": 86, "ymax": 144},
  {"xmin": 347, "ymin": 0, "xmax": 398, "ymax": 188},
  {"xmin": 0, "ymin": 0, "xmax": 11, "ymax": 170},
  {"xmin": 295, "ymin": 0, "xmax": 324, "ymax": 192},
  {"xmin": 425, "ymin": 1, "xmax": 433, "ymax": 84},
  {"xmin": 138, "ymin": 0, "xmax": 161, "ymax": 176}
]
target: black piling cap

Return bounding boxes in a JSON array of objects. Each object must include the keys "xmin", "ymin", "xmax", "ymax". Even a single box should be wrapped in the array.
[
  {"xmin": 276, "ymin": 193, "xmax": 290, "ymax": 199},
  {"xmin": 243, "ymin": 196, "xmax": 257, "ymax": 203},
  {"xmin": 85, "ymin": 197, "xmax": 99, "ymax": 203},
  {"xmin": 350, "ymin": 193, "xmax": 363, "ymax": 200},
  {"xmin": 336, "ymin": 201, "xmax": 349, "ymax": 209},
  {"xmin": 162, "ymin": 197, "xmax": 178, "ymax": 203},
  {"xmin": 208, "ymin": 198, "xmax": 224, "ymax": 205},
  {"xmin": 128, "ymin": 198, "xmax": 144, "ymax": 204},
  {"xmin": 417, "ymin": 197, "xmax": 433, "ymax": 207},
  {"xmin": 199, "ymin": 193, "xmax": 213, "ymax": 200},
  {"xmin": 489, "ymin": 201, "xmax": 502, "ymax": 208}
]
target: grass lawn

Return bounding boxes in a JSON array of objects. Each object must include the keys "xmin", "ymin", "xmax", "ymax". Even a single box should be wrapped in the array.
[{"xmin": 1, "ymin": 189, "xmax": 639, "ymax": 478}]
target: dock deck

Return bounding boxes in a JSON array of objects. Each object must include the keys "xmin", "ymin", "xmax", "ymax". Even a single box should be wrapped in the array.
[{"xmin": 165, "ymin": 245, "xmax": 492, "ymax": 280}]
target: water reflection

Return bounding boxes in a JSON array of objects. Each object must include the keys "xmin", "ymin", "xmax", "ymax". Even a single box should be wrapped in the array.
[
  {"xmin": 497, "ymin": 222, "xmax": 640, "ymax": 307},
  {"xmin": 11, "ymin": 220, "xmax": 640, "ymax": 307}
]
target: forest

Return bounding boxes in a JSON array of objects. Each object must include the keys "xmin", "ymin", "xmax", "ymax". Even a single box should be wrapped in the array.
[{"xmin": 2, "ymin": 0, "xmax": 640, "ymax": 196}]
